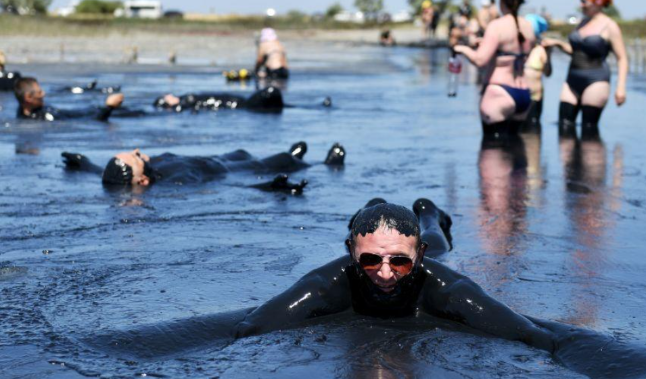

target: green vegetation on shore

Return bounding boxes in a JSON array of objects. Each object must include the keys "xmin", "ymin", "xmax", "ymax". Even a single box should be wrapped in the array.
[
  {"xmin": 0, "ymin": 14, "xmax": 411, "ymax": 37},
  {"xmin": 551, "ymin": 19, "xmax": 646, "ymax": 39}
]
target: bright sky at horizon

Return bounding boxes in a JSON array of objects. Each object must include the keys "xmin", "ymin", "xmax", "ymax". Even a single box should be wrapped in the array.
[{"xmin": 50, "ymin": 0, "xmax": 646, "ymax": 20}]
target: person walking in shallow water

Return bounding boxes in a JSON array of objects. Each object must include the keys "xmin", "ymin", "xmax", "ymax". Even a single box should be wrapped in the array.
[
  {"xmin": 454, "ymin": 0, "xmax": 535, "ymax": 135},
  {"xmin": 542, "ymin": 0, "xmax": 628, "ymax": 138},
  {"xmin": 523, "ymin": 14, "xmax": 552, "ymax": 131},
  {"xmin": 255, "ymin": 28, "xmax": 289, "ymax": 80}
]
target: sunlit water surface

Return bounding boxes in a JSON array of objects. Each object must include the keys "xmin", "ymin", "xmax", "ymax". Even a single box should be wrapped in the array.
[{"xmin": 1, "ymin": 43, "xmax": 645, "ymax": 378}]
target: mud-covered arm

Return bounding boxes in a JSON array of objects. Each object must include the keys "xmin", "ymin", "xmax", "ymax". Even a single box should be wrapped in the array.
[
  {"xmin": 61, "ymin": 152, "xmax": 103, "ymax": 174},
  {"xmin": 527, "ymin": 316, "xmax": 646, "ymax": 378},
  {"xmin": 54, "ymin": 106, "xmax": 114, "ymax": 121},
  {"xmin": 420, "ymin": 258, "xmax": 555, "ymax": 352},
  {"xmin": 235, "ymin": 256, "xmax": 353, "ymax": 338}
]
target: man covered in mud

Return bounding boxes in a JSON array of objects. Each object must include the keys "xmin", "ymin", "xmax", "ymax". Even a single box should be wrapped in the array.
[
  {"xmin": 0, "ymin": 51, "xmax": 21, "ymax": 91},
  {"xmin": 61, "ymin": 141, "xmax": 345, "ymax": 193},
  {"xmin": 235, "ymin": 200, "xmax": 551, "ymax": 350},
  {"xmin": 14, "ymin": 77, "xmax": 125, "ymax": 121},
  {"xmin": 96, "ymin": 199, "xmax": 646, "ymax": 377},
  {"xmin": 153, "ymin": 86, "xmax": 284, "ymax": 113}
]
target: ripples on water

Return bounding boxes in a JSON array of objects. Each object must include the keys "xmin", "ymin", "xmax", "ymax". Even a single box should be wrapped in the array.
[{"xmin": 0, "ymin": 45, "xmax": 645, "ymax": 378}]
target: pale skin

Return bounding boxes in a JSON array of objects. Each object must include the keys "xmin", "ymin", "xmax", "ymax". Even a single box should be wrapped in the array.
[
  {"xmin": 255, "ymin": 39, "xmax": 288, "ymax": 76},
  {"xmin": 542, "ymin": 0, "xmax": 628, "ymax": 107},
  {"xmin": 20, "ymin": 81, "xmax": 124, "ymax": 117},
  {"xmin": 524, "ymin": 45, "xmax": 550, "ymax": 101},
  {"xmin": 114, "ymin": 148, "xmax": 151, "ymax": 186},
  {"xmin": 477, "ymin": 3, "xmax": 499, "ymax": 31},
  {"xmin": 454, "ymin": 2, "xmax": 536, "ymax": 124}
]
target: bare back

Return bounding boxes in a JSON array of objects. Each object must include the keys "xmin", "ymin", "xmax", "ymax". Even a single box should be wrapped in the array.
[
  {"xmin": 257, "ymin": 40, "xmax": 288, "ymax": 70},
  {"xmin": 481, "ymin": 14, "xmax": 536, "ymax": 87}
]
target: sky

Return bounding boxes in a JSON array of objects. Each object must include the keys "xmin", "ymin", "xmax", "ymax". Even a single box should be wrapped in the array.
[{"xmin": 50, "ymin": 0, "xmax": 646, "ymax": 20}]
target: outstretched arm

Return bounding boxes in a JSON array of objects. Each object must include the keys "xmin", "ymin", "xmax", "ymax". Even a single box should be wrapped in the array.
[
  {"xmin": 454, "ymin": 21, "xmax": 499, "ymax": 68},
  {"xmin": 235, "ymin": 256, "xmax": 352, "ymax": 337},
  {"xmin": 420, "ymin": 258, "xmax": 555, "ymax": 352},
  {"xmin": 61, "ymin": 152, "xmax": 103, "ymax": 174}
]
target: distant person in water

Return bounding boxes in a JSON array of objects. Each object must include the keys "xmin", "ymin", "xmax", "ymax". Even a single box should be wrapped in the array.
[
  {"xmin": 542, "ymin": 0, "xmax": 628, "ymax": 138},
  {"xmin": 61, "ymin": 142, "xmax": 345, "ymax": 192},
  {"xmin": 13, "ymin": 77, "xmax": 124, "ymax": 121},
  {"xmin": 454, "ymin": 0, "xmax": 535, "ymax": 135},
  {"xmin": 421, "ymin": 1, "xmax": 435, "ymax": 38},
  {"xmin": 523, "ymin": 14, "xmax": 552, "ymax": 130},
  {"xmin": 0, "ymin": 51, "xmax": 21, "ymax": 91},
  {"xmin": 380, "ymin": 30, "xmax": 396, "ymax": 46},
  {"xmin": 255, "ymin": 28, "xmax": 289, "ymax": 80},
  {"xmin": 153, "ymin": 86, "xmax": 284, "ymax": 113},
  {"xmin": 477, "ymin": 0, "xmax": 499, "ymax": 37}
]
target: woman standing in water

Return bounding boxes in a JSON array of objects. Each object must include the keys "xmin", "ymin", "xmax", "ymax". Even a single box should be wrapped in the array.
[
  {"xmin": 523, "ymin": 14, "xmax": 551, "ymax": 130},
  {"xmin": 255, "ymin": 28, "xmax": 289, "ymax": 80},
  {"xmin": 542, "ymin": 0, "xmax": 628, "ymax": 137},
  {"xmin": 454, "ymin": 0, "xmax": 535, "ymax": 135}
]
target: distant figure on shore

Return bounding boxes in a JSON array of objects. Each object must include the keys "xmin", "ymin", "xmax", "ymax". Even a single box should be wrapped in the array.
[
  {"xmin": 542, "ymin": 0, "xmax": 628, "ymax": 138},
  {"xmin": 255, "ymin": 28, "xmax": 289, "ymax": 80},
  {"xmin": 421, "ymin": 1, "xmax": 435, "ymax": 38},
  {"xmin": 13, "ymin": 77, "xmax": 124, "ymax": 121},
  {"xmin": 454, "ymin": 0, "xmax": 535, "ymax": 135},
  {"xmin": 380, "ymin": 30, "xmax": 396, "ymax": 46},
  {"xmin": 477, "ymin": 0, "xmax": 499, "ymax": 37},
  {"xmin": 523, "ymin": 14, "xmax": 551, "ymax": 130},
  {"xmin": 449, "ymin": 0, "xmax": 479, "ymax": 47},
  {"xmin": 0, "ymin": 51, "xmax": 21, "ymax": 91}
]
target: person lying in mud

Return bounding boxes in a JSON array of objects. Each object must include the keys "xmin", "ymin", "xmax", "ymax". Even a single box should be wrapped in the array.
[
  {"xmin": 14, "ymin": 77, "xmax": 124, "ymax": 121},
  {"xmin": 59, "ymin": 80, "xmax": 121, "ymax": 95},
  {"xmin": 94, "ymin": 200, "xmax": 646, "ymax": 378},
  {"xmin": 153, "ymin": 86, "xmax": 284, "ymax": 113},
  {"xmin": 61, "ymin": 141, "xmax": 345, "ymax": 192},
  {"xmin": 0, "ymin": 51, "xmax": 21, "ymax": 91}
]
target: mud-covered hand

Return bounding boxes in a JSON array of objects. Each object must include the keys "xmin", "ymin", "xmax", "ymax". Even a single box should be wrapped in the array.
[{"xmin": 61, "ymin": 152, "xmax": 102, "ymax": 174}]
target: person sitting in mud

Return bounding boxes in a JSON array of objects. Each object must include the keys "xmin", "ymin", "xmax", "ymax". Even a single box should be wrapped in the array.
[
  {"xmin": 0, "ymin": 51, "xmax": 21, "ymax": 91},
  {"xmin": 153, "ymin": 86, "xmax": 284, "ymax": 113},
  {"xmin": 13, "ymin": 77, "xmax": 124, "ymax": 121},
  {"xmin": 95, "ymin": 199, "xmax": 646, "ymax": 378},
  {"xmin": 255, "ymin": 28, "xmax": 289, "ymax": 80},
  {"xmin": 61, "ymin": 142, "xmax": 345, "ymax": 193},
  {"xmin": 379, "ymin": 30, "xmax": 396, "ymax": 47}
]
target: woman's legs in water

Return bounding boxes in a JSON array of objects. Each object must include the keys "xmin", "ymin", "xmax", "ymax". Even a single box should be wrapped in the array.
[
  {"xmin": 559, "ymin": 83, "xmax": 580, "ymax": 137},
  {"xmin": 581, "ymin": 81, "xmax": 610, "ymax": 138}
]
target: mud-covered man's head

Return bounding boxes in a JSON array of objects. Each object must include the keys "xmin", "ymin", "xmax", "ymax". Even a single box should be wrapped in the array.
[
  {"xmin": 102, "ymin": 149, "xmax": 157, "ymax": 187},
  {"xmin": 346, "ymin": 203, "xmax": 427, "ymax": 293},
  {"xmin": 14, "ymin": 77, "xmax": 45, "ymax": 110}
]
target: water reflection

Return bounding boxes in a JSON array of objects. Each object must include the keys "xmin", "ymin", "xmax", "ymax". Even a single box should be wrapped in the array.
[
  {"xmin": 559, "ymin": 130, "xmax": 623, "ymax": 326},
  {"xmin": 477, "ymin": 134, "xmax": 529, "ymax": 284}
]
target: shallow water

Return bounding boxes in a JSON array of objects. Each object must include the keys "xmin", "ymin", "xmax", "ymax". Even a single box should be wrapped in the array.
[{"xmin": 1, "ymin": 43, "xmax": 645, "ymax": 378}]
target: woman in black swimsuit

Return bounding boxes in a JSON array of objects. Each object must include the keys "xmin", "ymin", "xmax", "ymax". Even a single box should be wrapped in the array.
[{"xmin": 543, "ymin": 0, "xmax": 628, "ymax": 137}]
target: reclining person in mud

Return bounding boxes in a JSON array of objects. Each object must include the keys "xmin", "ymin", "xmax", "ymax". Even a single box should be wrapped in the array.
[
  {"xmin": 96, "ymin": 200, "xmax": 646, "ymax": 378},
  {"xmin": 61, "ymin": 141, "xmax": 346, "ymax": 194},
  {"xmin": 14, "ymin": 77, "xmax": 125, "ymax": 121},
  {"xmin": 0, "ymin": 51, "xmax": 21, "ymax": 91},
  {"xmin": 153, "ymin": 86, "xmax": 285, "ymax": 113},
  {"xmin": 153, "ymin": 86, "xmax": 332, "ymax": 113}
]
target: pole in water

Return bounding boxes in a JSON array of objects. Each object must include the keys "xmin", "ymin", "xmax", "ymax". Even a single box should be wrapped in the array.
[{"xmin": 447, "ymin": 49, "xmax": 462, "ymax": 98}]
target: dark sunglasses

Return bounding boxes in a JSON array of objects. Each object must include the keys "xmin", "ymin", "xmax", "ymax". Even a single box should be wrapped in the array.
[{"xmin": 358, "ymin": 253, "xmax": 415, "ymax": 276}]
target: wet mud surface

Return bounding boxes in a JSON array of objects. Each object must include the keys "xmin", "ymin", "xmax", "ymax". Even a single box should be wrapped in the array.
[{"xmin": 1, "ymin": 45, "xmax": 645, "ymax": 378}]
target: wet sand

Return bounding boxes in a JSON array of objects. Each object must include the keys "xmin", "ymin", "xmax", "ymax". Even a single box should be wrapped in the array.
[{"xmin": 0, "ymin": 37, "xmax": 645, "ymax": 378}]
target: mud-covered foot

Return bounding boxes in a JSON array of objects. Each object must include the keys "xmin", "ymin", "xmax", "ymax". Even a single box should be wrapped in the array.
[
  {"xmin": 324, "ymin": 143, "xmax": 345, "ymax": 166},
  {"xmin": 289, "ymin": 141, "xmax": 308, "ymax": 160},
  {"xmin": 413, "ymin": 198, "xmax": 453, "ymax": 251}
]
